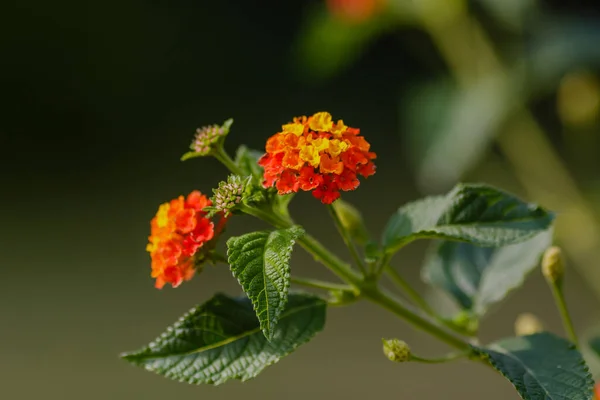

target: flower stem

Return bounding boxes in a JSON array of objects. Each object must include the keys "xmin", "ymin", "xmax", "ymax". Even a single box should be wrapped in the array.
[
  {"xmin": 327, "ymin": 204, "xmax": 368, "ymax": 275},
  {"xmin": 214, "ymin": 146, "xmax": 245, "ymax": 177},
  {"xmin": 410, "ymin": 352, "xmax": 468, "ymax": 364},
  {"xmin": 363, "ymin": 286, "xmax": 471, "ymax": 351},
  {"xmin": 290, "ymin": 276, "xmax": 355, "ymax": 292},
  {"xmin": 549, "ymin": 283, "xmax": 579, "ymax": 346},
  {"xmin": 240, "ymin": 204, "xmax": 470, "ymax": 352},
  {"xmin": 384, "ymin": 265, "xmax": 436, "ymax": 317}
]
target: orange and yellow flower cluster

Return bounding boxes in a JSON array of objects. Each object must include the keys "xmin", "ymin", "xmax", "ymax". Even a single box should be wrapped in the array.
[
  {"xmin": 258, "ymin": 112, "xmax": 376, "ymax": 204},
  {"xmin": 146, "ymin": 191, "xmax": 214, "ymax": 289}
]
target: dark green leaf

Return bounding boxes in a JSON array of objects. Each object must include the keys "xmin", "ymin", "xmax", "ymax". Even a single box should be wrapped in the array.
[
  {"xmin": 472, "ymin": 333, "xmax": 594, "ymax": 400},
  {"xmin": 121, "ymin": 292, "xmax": 326, "ymax": 385},
  {"xmin": 382, "ymin": 183, "xmax": 554, "ymax": 254},
  {"xmin": 227, "ymin": 226, "xmax": 305, "ymax": 340},
  {"xmin": 422, "ymin": 229, "xmax": 552, "ymax": 316}
]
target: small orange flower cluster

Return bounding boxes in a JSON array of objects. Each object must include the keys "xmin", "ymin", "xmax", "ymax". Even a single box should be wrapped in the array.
[
  {"xmin": 258, "ymin": 112, "xmax": 376, "ymax": 204},
  {"xmin": 146, "ymin": 191, "xmax": 214, "ymax": 289}
]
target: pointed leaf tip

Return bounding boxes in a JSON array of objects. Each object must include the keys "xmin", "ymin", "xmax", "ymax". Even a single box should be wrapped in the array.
[
  {"xmin": 227, "ymin": 226, "xmax": 305, "ymax": 340},
  {"xmin": 383, "ymin": 183, "xmax": 554, "ymax": 254},
  {"xmin": 120, "ymin": 292, "xmax": 326, "ymax": 385}
]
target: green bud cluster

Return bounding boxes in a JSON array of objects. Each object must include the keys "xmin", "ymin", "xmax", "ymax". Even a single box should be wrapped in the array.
[
  {"xmin": 382, "ymin": 338, "xmax": 411, "ymax": 363},
  {"xmin": 212, "ymin": 175, "xmax": 247, "ymax": 216}
]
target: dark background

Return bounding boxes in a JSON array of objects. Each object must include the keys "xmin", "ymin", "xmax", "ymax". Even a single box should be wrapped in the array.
[{"xmin": 2, "ymin": 1, "xmax": 600, "ymax": 399}]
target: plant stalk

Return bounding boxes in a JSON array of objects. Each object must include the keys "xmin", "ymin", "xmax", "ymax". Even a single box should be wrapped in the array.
[
  {"xmin": 290, "ymin": 276, "xmax": 355, "ymax": 292},
  {"xmin": 327, "ymin": 204, "xmax": 368, "ymax": 275},
  {"xmin": 549, "ymin": 283, "xmax": 579, "ymax": 346}
]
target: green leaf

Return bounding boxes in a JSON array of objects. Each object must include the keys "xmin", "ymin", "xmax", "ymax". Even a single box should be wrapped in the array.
[
  {"xmin": 227, "ymin": 226, "xmax": 305, "ymax": 340},
  {"xmin": 234, "ymin": 145, "xmax": 295, "ymax": 214},
  {"xmin": 402, "ymin": 75, "xmax": 512, "ymax": 192},
  {"xmin": 291, "ymin": 4, "xmax": 404, "ymax": 81},
  {"xmin": 121, "ymin": 292, "xmax": 326, "ymax": 385},
  {"xmin": 234, "ymin": 145, "xmax": 264, "ymax": 181},
  {"xmin": 422, "ymin": 229, "xmax": 553, "ymax": 316},
  {"xmin": 472, "ymin": 333, "xmax": 594, "ymax": 400},
  {"xmin": 382, "ymin": 183, "xmax": 554, "ymax": 254},
  {"xmin": 332, "ymin": 199, "xmax": 370, "ymax": 245}
]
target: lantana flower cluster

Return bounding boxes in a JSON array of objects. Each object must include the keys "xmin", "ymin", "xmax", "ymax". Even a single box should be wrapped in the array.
[
  {"xmin": 146, "ymin": 191, "xmax": 214, "ymax": 289},
  {"xmin": 258, "ymin": 112, "xmax": 376, "ymax": 204}
]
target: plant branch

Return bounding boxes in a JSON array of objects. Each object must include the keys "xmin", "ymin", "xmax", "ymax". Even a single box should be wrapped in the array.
[
  {"xmin": 327, "ymin": 204, "xmax": 368, "ymax": 275},
  {"xmin": 363, "ymin": 286, "xmax": 471, "ymax": 351},
  {"xmin": 410, "ymin": 352, "xmax": 468, "ymax": 364},
  {"xmin": 290, "ymin": 276, "xmax": 355, "ymax": 292},
  {"xmin": 384, "ymin": 265, "xmax": 436, "ymax": 317},
  {"xmin": 214, "ymin": 146, "xmax": 245, "ymax": 177},
  {"xmin": 549, "ymin": 283, "xmax": 579, "ymax": 346}
]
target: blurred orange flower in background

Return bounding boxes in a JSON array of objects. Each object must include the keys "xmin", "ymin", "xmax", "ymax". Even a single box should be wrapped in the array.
[
  {"xmin": 326, "ymin": 0, "xmax": 387, "ymax": 23},
  {"xmin": 259, "ymin": 111, "xmax": 376, "ymax": 204},
  {"xmin": 146, "ymin": 191, "xmax": 214, "ymax": 289}
]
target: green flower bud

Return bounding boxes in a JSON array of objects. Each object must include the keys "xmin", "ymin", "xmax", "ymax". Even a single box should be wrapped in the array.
[
  {"xmin": 211, "ymin": 175, "xmax": 248, "ymax": 216},
  {"xmin": 451, "ymin": 310, "xmax": 479, "ymax": 335},
  {"xmin": 328, "ymin": 289, "xmax": 359, "ymax": 306},
  {"xmin": 542, "ymin": 246, "xmax": 564, "ymax": 285},
  {"xmin": 331, "ymin": 199, "xmax": 370, "ymax": 245},
  {"xmin": 382, "ymin": 338, "xmax": 411, "ymax": 363},
  {"xmin": 181, "ymin": 119, "xmax": 233, "ymax": 161},
  {"xmin": 514, "ymin": 313, "xmax": 544, "ymax": 336}
]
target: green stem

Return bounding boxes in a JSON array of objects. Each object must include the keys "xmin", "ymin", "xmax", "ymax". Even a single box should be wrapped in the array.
[
  {"xmin": 384, "ymin": 265, "xmax": 436, "ymax": 317},
  {"xmin": 411, "ymin": 352, "xmax": 468, "ymax": 364},
  {"xmin": 291, "ymin": 276, "xmax": 355, "ymax": 292},
  {"xmin": 214, "ymin": 146, "xmax": 245, "ymax": 177},
  {"xmin": 327, "ymin": 204, "xmax": 368, "ymax": 275},
  {"xmin": 239, "ymin": 204, "xmax": 363, "ymax": 288},
  {"xmin": 231, "ymin": 165, "xmax": 469, "ymax": 352},
  {"xmin": 363, "ymin": 286, "xmax": 471, "ymax": 351},
  {"xmin": 297, "ymin": 233, "xmax": 364, "ymax": 288},
  {"xmin": 549, "ymin": 283, "xmax": 579, "ymax": 346}
]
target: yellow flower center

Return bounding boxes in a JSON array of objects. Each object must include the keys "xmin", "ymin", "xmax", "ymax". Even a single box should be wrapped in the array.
[
  {"xmin": 282, "ymin": 122, "xmax": 305, "ymax": 136},
  {"xmin": 310, "ymin": 137, "xmax": 330, "ymax": 152},
  {"xmin": 299, "ymin": 145, "xmax": 321, "ymax": 167},
  {"xmin": 330, "ymin": 119, "xmax": 348, "ymax": 136},
  {"xmin": 328, "ymin": 139, "xmax": 349, "ymax": 157},
  {"xmin": 309, "ymin": 112, "xmax": 333, "ymax": 132}
]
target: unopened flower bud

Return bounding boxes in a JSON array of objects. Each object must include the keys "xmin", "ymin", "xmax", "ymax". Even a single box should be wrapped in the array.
[
  {"xmin": 332, "ymin": 199, "xmax": 370, "ymax": 245},
  {"xmin": 181, "ymin": 119, "xmax": 233, "ymax": 160},
  {"xmin": 328, "ymin": 289, "xmax": 359, "ymax": 306},
  {"xmin": 211, "ymin": 175, "xmax": 247, "ymax": 216},
  {"xmin": 514, "ymin": 313, "xmax": 544, "ymax": 336},
  {"xmin": 542, "ymin": 246, "xmax": 564, "ymax": 285},
  {"xmin": 382, "ymin": 338, "xmax": 411, "ymax": 363}
]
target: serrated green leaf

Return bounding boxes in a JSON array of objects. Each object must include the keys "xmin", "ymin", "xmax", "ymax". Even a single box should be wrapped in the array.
[
  {"xmin": 227, "ymin": 226, "xmax": 305, "ymax": 340},
  {"xmin": 472, "ymin": 333, "xmax": 594, "ymax": 400},
  {"xmin": 422, "ymin": 229, "xmax": 552, "ymax": 316},
  {"xmin": 382, "ymin": 183, "xmax": 554, "ymax": 254},
  {"xmin": 121, "ymin": 292, "xmax": 326, "ymax": 385}
]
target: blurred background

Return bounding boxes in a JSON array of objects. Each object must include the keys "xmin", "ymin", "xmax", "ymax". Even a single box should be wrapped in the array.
[{"xmin": 2, "ymin": 0, "xmax": 600, "ymax": 398}]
